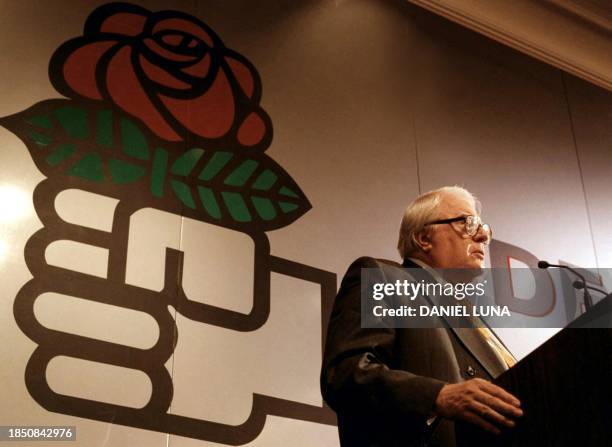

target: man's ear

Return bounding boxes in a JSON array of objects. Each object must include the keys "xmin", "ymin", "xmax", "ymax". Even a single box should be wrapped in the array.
[{"xmin": 414, "ymin": 228, "xmax": 433, "ymax": 253}]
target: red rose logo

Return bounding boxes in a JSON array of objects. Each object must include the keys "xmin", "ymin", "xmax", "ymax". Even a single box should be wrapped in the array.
[{"xmin": 50, "ymin": 3, "xmax": 271, "ymax": 149}]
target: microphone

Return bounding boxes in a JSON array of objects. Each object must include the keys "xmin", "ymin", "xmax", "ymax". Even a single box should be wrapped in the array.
[
  {"xmin": 537, "ymin": 260, "xmax": 550, "ymax": 269},
  {"xmin": 538, "ymin": 260, "xmax": 593, "ymax": 310},
  {"xmin": 572, "ymin": 281, "xmax": 608, "ymax": 296}
]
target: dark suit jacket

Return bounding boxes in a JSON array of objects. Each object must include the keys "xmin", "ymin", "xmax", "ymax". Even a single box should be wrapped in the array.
[{"xmin": 321, "ymin": 257, "xmax": 509, "ymax": 447}]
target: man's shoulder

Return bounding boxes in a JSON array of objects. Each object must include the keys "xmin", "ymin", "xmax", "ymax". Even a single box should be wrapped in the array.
[
  {"xmin": 344, "ymin": 256, "xmax": 402, "ymax": 273},
  {"xmin": 340, "ymin": 257, "xmax": 404, "ymax": 285},
  {"xmin": 336, "ymin": 257, "xmax": 391, "ymax": 298}
]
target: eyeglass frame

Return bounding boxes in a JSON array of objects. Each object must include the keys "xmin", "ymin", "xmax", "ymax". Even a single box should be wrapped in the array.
[{"xmin": 424, "ymin": 215, "xmax": 492, "ymax": 243}]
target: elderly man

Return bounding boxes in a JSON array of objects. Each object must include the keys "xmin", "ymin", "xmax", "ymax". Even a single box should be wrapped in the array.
[{"xmin": 321, "ymin": 186, "xmax": 523, "ymax": 447}]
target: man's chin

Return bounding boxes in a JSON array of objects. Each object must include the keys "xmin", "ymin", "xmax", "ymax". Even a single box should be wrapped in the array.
[
  {"xmin": 466, "ymin": 255, "xmax": 485, "ymax": 270},
  {"xmin": 461, "ymin": 260, "xmax": 485, "ymax": 278}
]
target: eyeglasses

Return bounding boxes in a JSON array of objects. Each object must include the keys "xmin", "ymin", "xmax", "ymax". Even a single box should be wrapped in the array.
[{"xmin": 424, "ymin": 215, "xmax": 492, "ymax": 244}]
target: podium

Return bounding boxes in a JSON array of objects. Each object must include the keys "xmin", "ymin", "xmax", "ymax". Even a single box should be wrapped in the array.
[{"xmin": 456, "ymin": 295, "xmax": 612, "ymax": 446}]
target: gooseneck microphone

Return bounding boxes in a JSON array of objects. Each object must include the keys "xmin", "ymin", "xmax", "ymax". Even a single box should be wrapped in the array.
[
  {"xmin": 538, "ymin": 260, "xmax": 593, "ymax": 310},
  {"xmin": 572, "ymin": 281, "xmax": 608, "ymax": 296}
]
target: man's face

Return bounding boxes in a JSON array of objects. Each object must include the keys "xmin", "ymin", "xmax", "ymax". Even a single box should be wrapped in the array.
[{"xmin": 426, "ymin": 192, "xmax": 488, "ymax": 270}]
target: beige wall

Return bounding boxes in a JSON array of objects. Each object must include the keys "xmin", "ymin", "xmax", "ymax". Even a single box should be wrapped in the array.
[{"xmin": 0, "ymin": 1, "xmax": 610, "ymax": 446}]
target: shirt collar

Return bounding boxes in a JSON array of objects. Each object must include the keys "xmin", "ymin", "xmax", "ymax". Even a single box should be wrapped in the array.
[{"xmin": 406, "ymin": 257, "xmax": 448, "ymax": 285}]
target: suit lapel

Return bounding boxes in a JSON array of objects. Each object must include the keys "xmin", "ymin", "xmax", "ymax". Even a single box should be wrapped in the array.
[
  {"xmin": 451, "ymin": 328, "xmax": 506, "ymax": 378},
  {"xmin": 401, "ymin": 259, "xmax": 507, "ymax": 378}
]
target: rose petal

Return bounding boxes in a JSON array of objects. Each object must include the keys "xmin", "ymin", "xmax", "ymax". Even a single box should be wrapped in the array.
[
  {"xmin": 143, "ymin": 38, "xmax": 198, "ymax": 62},
  {"xmin": 100, "ymin": 12, "xmax": 147, "ymax": 36},
  {"xmin": 106, "ymin": 46, "xmax": 181, "ymax": 141},
  {"xmin": 237, "ymin": 111, "xmax": 266, "ymax": 147},
  {"xmin": 225, "ymin": 57, "xmax": 255, "ymax": 98},
  {"xmin": 181, "ymin": 54, "xmax": 210, "ymax": 78},
  {"xmin": 139, "ymin": 55, "xmax": 191, "ymax": 90},
  {"xmin": 160, "ymin": 70, "xmax": 234, "ymax": 139},
  {"xmin": 161, "ymin": 34, "xmax": 183, "ymax": 46},
  {"xmin": 152, "ymin": 18, "xmax": 214, "ymax": 47},
  {"xmin": 63, "ymin": 41, "xmax": 118, "ymax": 100}
]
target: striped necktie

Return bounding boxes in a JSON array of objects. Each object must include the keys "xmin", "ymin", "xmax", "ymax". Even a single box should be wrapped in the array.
[{"xmin": 476, "ymin": 327, "xmax": 516, "ymax": 368}]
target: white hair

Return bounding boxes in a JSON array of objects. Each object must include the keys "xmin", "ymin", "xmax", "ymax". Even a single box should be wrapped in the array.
[{"xmin": 397, "ymin": 186, "xmax": 480, "ymax": 259}]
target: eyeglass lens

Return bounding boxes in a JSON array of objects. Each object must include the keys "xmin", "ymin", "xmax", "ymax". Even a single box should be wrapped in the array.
[{"xmin": 466, "ymin": 216, "xmax": 492, "ymax": 240}]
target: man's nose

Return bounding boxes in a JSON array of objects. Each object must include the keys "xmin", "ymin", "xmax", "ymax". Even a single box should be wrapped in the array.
[{"xmin": 472, "ymin": 225, "xmax": 489, "ymax": 243}]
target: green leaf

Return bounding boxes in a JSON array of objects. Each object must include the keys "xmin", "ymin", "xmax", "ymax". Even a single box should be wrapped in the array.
[
  {"xmin": 109, "ymin": 158, "xmax": 146, "ymax": 184},
  {"xmin": 279, "ymin": 186, "xmax": 299, "ymax": 198},
  {"xmin": 26, "ymin": 115, "xmax": 52, "ymax": 129},
  {"xmin": 121, "ymin": 117, "xmax": 149, "ymax": 160},
  {"xmin": 29, "ymin": 131, "xmax": 53, "ymax": 146},
  {"xmin": 198, "ymin": 151, "xmax": 233, "ymax": 181},
  {"xmin": 224, "ymin": 159, "xmax": 258, "ymax": 186},
  {"xmin": 221, "ymin": 192, "xmax": 251, "ymax": 222},
  {"xmin": 197, "ymin": 186, "xmax": 221, "ymax": 219},
  {"xmin": 151, "ymin": 148, "xmax": 168, "ymax": 198},
  {"xmin": 279, "ymin": 201, "xmax": 298, "ymax": 213},
  {"xmin": 5, "ymin": 102, "xmax": 152, "ymax": 189},
  {"xmin": 68, "ymin": 152, "xmax": 104, "ymax": 182},
  {"xmin": 55, "ymin": 106, "xmax": 88, "ymax": 139},
  {"xmin": 96, "ymin": 110, "xmax": 113, "ymax": 148},
  {"xmin": 167, "ymin": 146, "xmax": 311, "ymax": 229},
  {"xmin": 172, "ymin": 148, "xmax": 204, "ymax": 175},
  {"xmin": 46, "ymin": 143, "xmax": 75, "ymax": 166},
  {"xmin": 1, "ymin": 99, "xmax": 311, "ymax": 232},
  {"xmin": 171, "ymin": 180, "xmax": 196, "ymax": 209},
  {"xmin": 252, "ymin": 169, "xmax": 277, "ymax": 190},
  {"xmin": 251, "ymin": 196, "xmax": 276, "ymax": 220}
]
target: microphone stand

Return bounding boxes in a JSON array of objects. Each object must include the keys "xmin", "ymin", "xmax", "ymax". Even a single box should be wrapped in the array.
[
  {"xmin": 571, "ymin": 281, "xmax": 608, "ymax": 297},
  {"xmin": 538, "ymin": 260, "xmax": 593, "ymax": 311}
]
